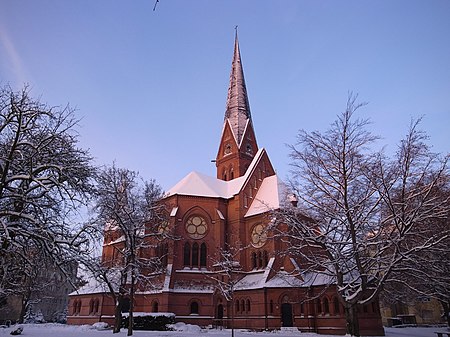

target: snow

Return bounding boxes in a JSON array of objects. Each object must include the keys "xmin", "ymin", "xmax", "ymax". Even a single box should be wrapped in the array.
[
  {"xmin": 245, "ymin": 175, "xmax": 287, "ymax": 217},
  {"xmin": 265, "ymin": 271, "xmax": 305, "ymax": 288},
  {"xmin": 122, "ymin": 312, "xmax": 175, "ymax": 318},
  {"xmin": 166, "ymin": 148, "xmax": 266, "ymax": 199},
  {"xmin": 170, "ymin": 207, "xmax": 178, "ymax": 217},
  {"xmin": 104, "ymin": 235, "xmax": 125, "ymax": 245},
  {"xmin": 165, "ymin": 147, "xmax": 291, "ymax": 218},
  {"xmin": 0, "ymin": 323, "xmax": 444, "ymax": 337}
]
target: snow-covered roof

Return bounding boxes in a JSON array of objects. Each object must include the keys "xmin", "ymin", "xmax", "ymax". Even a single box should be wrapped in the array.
[
  {"xmin": 166, "ymin": 148, "xmax": 265, "ymax": 199},
  {"xmin": 235, "ymin": 270, "xmax": 268, "ymax": 290},
  {"xmin": 301, "ymin": 272, "xmax": 334, "ymax": 287},
  {"xmin": 235, "ymin": 268, "xmax": 305, "ymax": 290},
  {"xmin": 244, "ymin": 175, "xmax": 288, "ymax": 218},
  {"xmin": 265, "ymin": 270, "xmax": 305, "ymax": 288},
  {"xmin": 234, "ymin": 258, "xmax": 276, "ymax": 290}
]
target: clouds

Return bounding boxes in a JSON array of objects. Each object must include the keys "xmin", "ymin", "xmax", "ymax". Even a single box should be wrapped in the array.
[{"xmin": 0, "ymin": 25, "xmax": 29, "ymax": 88}]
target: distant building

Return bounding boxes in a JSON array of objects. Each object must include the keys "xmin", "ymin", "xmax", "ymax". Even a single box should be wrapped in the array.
[
  {"xmin": 381, "ymin": 295, "xmax": 444, "ymax": 326},
  {"xmin": 27, "ymin": 260, "xmax": 78, "ymax": 323},
  {"xmin": 0, "ymin": 259, "xmax": 77, "ymax": 324},
  {"xmin": 67, "ymin": 33, "xmax": 384, "ymax": 335},
  {"xmin": 0, "ymin": 295, "xmax": 21, "ymax": 324}
]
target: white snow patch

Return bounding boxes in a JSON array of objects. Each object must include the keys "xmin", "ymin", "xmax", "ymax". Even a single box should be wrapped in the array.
[
  {"xmin": 168, "ymin": 322, "xmax": 202, "ymax": 333},
  {"xmin": 91, "ymin": 322, "xmax": 109, "ymax": 330},
  {"xmin": 0, "ymin": 323, "xmax": 441, "ymax": 337}
]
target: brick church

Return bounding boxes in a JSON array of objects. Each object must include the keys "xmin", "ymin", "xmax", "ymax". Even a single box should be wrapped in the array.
[{"xmin": 67, "ymin": 34, "xmax": 384, "ymax": 335}]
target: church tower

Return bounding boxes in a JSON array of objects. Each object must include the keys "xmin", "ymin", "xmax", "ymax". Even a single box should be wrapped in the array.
[{"xmin": 216, "ymin": 32, "xmax": 258, "ymax": 181}]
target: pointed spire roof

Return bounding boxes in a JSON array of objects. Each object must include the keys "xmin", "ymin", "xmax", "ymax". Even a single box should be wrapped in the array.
[{"xmin": 224, "ymin": 30, "xmax": 252, "ymax": 146}]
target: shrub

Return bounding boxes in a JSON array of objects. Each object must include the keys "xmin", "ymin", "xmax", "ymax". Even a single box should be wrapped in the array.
[{"xmin": 121, "ymin": 313, "xmax": 175, "ymax": 331}]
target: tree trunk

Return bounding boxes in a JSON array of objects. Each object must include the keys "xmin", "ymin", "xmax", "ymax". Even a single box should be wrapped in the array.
[
  {"xmin": 230, "ymin": 299, "xmax": 234, "ymax": 337},
  {"xmin": 18, "ymin": 285, "xmax": 32, "ymax": 324},
  {"xmin": 440, "ymin": 300, "xmax": 450, "ymax": 327},
  {"xmin": 345, "ymin": 304, "xmax": 360, "ymax": 337},
  {"xmin": 113, "ymin": 296, "xmax": 122, "ymax": 333},
  {"xmin": 127, "ymin": 274, "xmax": 135, "ymax": 336},
  {"xmin": 18, "ymin": 295, "xmax": 28, "ymax": 324}
]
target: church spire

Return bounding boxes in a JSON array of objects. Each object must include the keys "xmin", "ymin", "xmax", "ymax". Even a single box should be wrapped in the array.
[
  {"xmin": 216, "ymin": 31, "xmax": 259, "ymax": 181},
  {"xmin": 224, "ymin": 29, "xmax": 252, "ymax": 146}
]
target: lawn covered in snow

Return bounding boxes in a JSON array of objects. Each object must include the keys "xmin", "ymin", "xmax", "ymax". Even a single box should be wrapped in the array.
[{"xmin": 0, "ymin": 323, "xmax": 445, "ymax": 337}]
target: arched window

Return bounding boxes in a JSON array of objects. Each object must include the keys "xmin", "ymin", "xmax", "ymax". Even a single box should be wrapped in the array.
[
  {"xmin": 223, "ymin": 171, "xmax": 227, "ymax": 181},
  {"xmin": 235, "ymin": 300, "xmax": 239, "ymax": 312},
  {"xmin": 333, "ymin": 297, "xmax": 340, "ymax": 315},
  {"xmin": 323, "ymin": 298, "xmax": 330, "ymax": 314},
  {"xmin": 243, "ymin": 193, "xmax": 248, "ymax": 208},
  {"xmin": 157, "ymin": 243, "xmax": 168, "ymax": 267},
  {"xmin": 230, "ymin": 168, "xmax": 234, "ymax": 180},
  {"xmin": 183, "ymin": 242, "xmax": 191, "ymax": 266},
  {"xmin": 200, "ymin": 243, "xmax": 207, "ymax": 267},
  {"xmin": 190, "ymin": 301, "xmax": 199, "ymax": 315},
  {"xmin": 90, "ymin": 298, "xmax": 99, "ymax": 315},
  {"xmin": 372, "ymin": 301, "xmax": 378, "ymax": 313},
  {"xmin": 258, "ymin": 251, "xmax": 263, "ymax": 269},
  {"xmin": 241, "ymin": 299, "xmax": 245, "ymax": 312},
  {"xmin": 246, "ymin": 299, "xmax": 251, "ymax": 312},
  {"xmin": 263, "ymin": 250, "xmax": 269, "ymax": 267},
  {"xmin": 300, "ymin": 301, "xmax": 305, "ymax": 315},
  {"xmin": 192, "ymin": 243, "xmax": 199, "ymax": 267},
  {"xmin": 73, "ymin": 300, "xmax": 78, "ymax": 315},
  {"xmin": 269, "ymin": 300, "xmax": 274, "ymax": 314},
  {"xmin": 316, "ymin": 298, "xmax": 322, "ymax": 314},
  {"xmin": 89, "ymin": 299, "xmax": 94, "ymax": 315},
  {"xmin": 217, "ymin": 304, "xmax": 224, "ymax": 319},
  {"xmin": 152, "ymin": 301, "xmax": 159, "ymax": 313},
  {"xmin": 251, "ymin": 252, "xmax": 257, "ymax": 269}
]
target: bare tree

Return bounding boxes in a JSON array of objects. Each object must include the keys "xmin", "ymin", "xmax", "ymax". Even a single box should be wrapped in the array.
[
  {"xmin": 276, "ymin": 94, "xmax": 449, "ymax": 336},
  {"xmin": 382, "ymin": 176, "xmax": 450, "ymax": 326},
  {"xmin": 0, "ymin": 85, "xmax": 95, "ymax": 319},
  {"xmin": 88, "ymin": 165, "xmax": 169, "ymax": 335},
  {"xmin": 205, "ymin": 244, "xmax": 242, "ymax": 337}
]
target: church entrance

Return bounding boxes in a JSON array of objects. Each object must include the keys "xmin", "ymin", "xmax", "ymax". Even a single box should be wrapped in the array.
[
  {"xmin": 215, "ymin": 304, "xmax": 224, "ymax": 328},
  {"xmin": 281, "ymin": 303, "xmax": 293, "ymax": 327}
]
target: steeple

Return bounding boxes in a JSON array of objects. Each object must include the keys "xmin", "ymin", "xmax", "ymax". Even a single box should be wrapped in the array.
[
  {"xmin": 224, "ymin": 30, "xmax": 252, "ymax": 146},
  {"xmin": 216, "ymin": 31, "xmax": 259, "ymax": 181}
]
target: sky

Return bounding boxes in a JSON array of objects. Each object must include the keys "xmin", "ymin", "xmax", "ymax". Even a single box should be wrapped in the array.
[{"xmin": 1, "ymin": 0, "xmax": 449, "ymax": 191}]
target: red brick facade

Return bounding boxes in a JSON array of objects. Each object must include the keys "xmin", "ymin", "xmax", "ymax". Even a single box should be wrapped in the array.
[{"xmin": 67, "ymin": 34, "xmax": 384, "ymax": 335}]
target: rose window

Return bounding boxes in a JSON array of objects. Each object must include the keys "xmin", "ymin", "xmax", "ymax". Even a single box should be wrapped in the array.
[
  {"xmin": 186, "ymin": 216, "xmax": 208, "ymax": 239},
  {"xmin": 251, "ymin": 224, "xmax": 267, "ymax": 248}
]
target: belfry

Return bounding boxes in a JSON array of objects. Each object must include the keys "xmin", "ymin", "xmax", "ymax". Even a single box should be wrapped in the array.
[{"xmin": 67, "ymin": 33, "xmax": 384, "ymax": 335}]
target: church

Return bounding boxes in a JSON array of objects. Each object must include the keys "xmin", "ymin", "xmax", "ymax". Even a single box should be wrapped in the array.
[{"xmin": 67, "ymin": 34, "xmax": 384, "ymax": 335}]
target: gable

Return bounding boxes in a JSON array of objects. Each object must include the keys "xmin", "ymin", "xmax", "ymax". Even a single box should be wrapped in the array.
[{"xmin": 216, "ymin": 120, "xmax": 239, "ymax": 162}]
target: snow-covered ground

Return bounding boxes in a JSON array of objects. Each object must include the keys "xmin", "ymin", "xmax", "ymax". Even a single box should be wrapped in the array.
[{"xmin": 0, "ymin": 323, "xmax": 446, "ymax": 337}]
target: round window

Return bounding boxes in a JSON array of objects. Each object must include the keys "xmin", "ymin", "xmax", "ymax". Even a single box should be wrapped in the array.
[
  {"xmin": 251, "ymin": 224, "xmax": 267, "ymax": 248},
  {"xmin": 186, "ymin": 216, "xmax": 208, "ymax": 239}
]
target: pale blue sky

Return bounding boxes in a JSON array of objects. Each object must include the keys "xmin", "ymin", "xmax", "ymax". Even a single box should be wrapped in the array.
[{"xmin": 1, "ymin": 0, "xmax": 449, "ymax": 190}]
